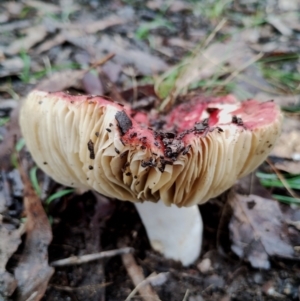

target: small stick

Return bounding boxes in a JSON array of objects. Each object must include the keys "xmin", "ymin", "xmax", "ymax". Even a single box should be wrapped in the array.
[
  {"xmin": 51, "ymin": 247, "xmax": 133, "ymax": 267},
  {"xmin": 182, "ymin": 289, "xmax": 190, "ymax": 301},
  {"xmin": 87, "ymin": 53, "xmax": 115, "ymax": 72},
  {"xmin": 125, "ymin": 272, "xmax": 168, "ymax": 301},
  {"xmin": 122, "ymin": 252, "xmax": 161, "ymax": 301}
]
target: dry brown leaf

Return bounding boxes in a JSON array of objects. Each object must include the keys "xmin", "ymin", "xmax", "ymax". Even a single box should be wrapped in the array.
[
  {"xmin": 226, "ymin": 38, "xmax": 274, "ymax": 98},
  {"xmin": 102, "ymin": 61, "xmax": 122, "ymax": 83},
  {"xmin": 278, "ymin": 0, "xmax": 299, "ymax": 11},
  {"xmin": 5, "ymin": 25, "xmax": 47, "ymax": 56},
  {"xmin": 0, "ymin": 12, "xmax": 9, "ymax": 23},
  {"xmin": 0, "ymin": 57, "xmax": 24, "ymax": 78},
  {"xmin": 36, "ymin": 15, "xmax": 125, "ymax": 54},
  {"xmin": 4, "ymin": 2, "xmax": 24, "ymax": 17},
  {"xmin": 229, "ymin": 193, "xmax": 297, "ymax": 269},
  {"xmin": 35, "ymin": 69, "xmax": 85, "ymax": 92},
  {"xmin": 96, "ymin": 35, "xmax": 168, "ymax": 75},
  {"xmin": 0, "ymin": 106, "xmax": 21, "ymax": 171},
  {"xmin": 266, "ymin": 15, "xmax": 293, "ymax": 36},
  {"xmin": 272, "ymin": 117, "xmax": 300, "ymax": 161},
  {"xmin": 179, "ymin": 42, "xmax": 232, "ymax": 85},
  {"xmin": 0, "ymin": 221, "xmax": 25, "ymax": 298},
  {"xmin": 14, "ymin": 170, "xmax": 54, "ymax": 301},
  {"xmin": 281, "ymin": 11, "xmax": 300, "ymax": 31},
  {"xmin": 22, "ymin": 0, "xmax": 61, "ymax": 14},
  {"xmin": 0, "ymin": 20, "xmax": 32, "ymax": 32},
  {"xmin": 252, "ymin": 100, "xmax": 300, "ymax": 174},
  {"xmin": 82, "ymin": 71, "xmax": 104, "ymax": 95},
  {"xmin": 156, "ymin": 39, "xmax": 240, "ymax": 106},
  {"xmin": 83, "ymin": 15, "xmax": 125, "ymax": 34},
  {"xmin": 35, "ymin": 32, "xmax": 66, "ymax": 54}
]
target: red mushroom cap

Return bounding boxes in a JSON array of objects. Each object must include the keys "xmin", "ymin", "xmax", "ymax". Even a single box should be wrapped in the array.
[{"xmin": 19, "ymin": 90, "xmax": 282, "ymax": 206}]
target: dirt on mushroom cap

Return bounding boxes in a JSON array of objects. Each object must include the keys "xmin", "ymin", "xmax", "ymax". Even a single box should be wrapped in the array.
[{"xmin": 19, "ymin": 90, "xmax": 282, "ymax": 206}]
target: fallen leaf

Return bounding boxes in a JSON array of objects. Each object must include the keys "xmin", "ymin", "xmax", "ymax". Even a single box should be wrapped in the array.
[
  {"xmin": 35, "ymin": 69, "xmax": 85, "ymax": 92},
  {"xmin": 4, "ymin": 2, "xmax": 24, "ymax": 17},
  {"xmin": 102, "ymin": 61, "xmax": 122, "ymax": 83},
  {"xmin": 22, "ymin": 0, "xmax": 61, "ymax": 14},
  {"xmin": 156, "ymin": 33, "xmax": 284, "ymax": 108},
  {"xmin": 287, "ymin": 220, "xmax": 300, "ymax": 231},
  {"xmin": 82, "ymin": 15, "xmax": 125, "ymax": 34},
  {"xmin": 281, "ymin": 12, "xmax": 300, "ymax": 31},
  {"xmin": 261, "ymin": 109, "xmax": 300, "ymax": 174},
  {"xmin": 0, "ymin": 20, "xmax": 32, "ymax": 32},
  {"xmin": 36, "ymin": 15, "xmax": 125, "ymax": 54},
  {"xmin": 0, "ymin": 12, "xmax": 9, "ymax": 24},
  {"xmin": 14, "ymin": 168, "xmax": 54, "ymax": 301},
  {"xmin": 96, "ymin": 35, "xmax": 168, "ymax": 75},
  {"xmin": 0, "ymin": 57, "xmax": 24, "ymax": 78},
  {"xmin": 0, "ymin": 221, "xmax": 25, "ymax": 298},
  {"xmin": 82, "ymin": 71, "xmax": 104, "ymax": 95},
  {"xmin": 229, "ymin": 193, "xmax": 298, "ymax": 269},
  {"xmin": 266, "ymin": 15, "xmax": 293, "ymax": 36},
  {"xmin": 5, "ymin": 25, "xmax": 48, "ymax": 56},
  {"xmin": 227, "ymin": 37, "xmax": 274, "ymax": 98},
  {"xmin": 35, "ymin": 32, "xmax": 66, "ymax": 54},
  {"xmin": 278, "ymin": 0, "xmax": 299, "ymax": 11},
  {"xmin": 0, "ymin": 106, "xmax": 21, "ymax": 171}
]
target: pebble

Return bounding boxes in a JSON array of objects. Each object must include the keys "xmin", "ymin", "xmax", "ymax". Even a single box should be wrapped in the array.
[{"xmin": 197, "ymin": 258, "xmax": 212, "ymax": 274}]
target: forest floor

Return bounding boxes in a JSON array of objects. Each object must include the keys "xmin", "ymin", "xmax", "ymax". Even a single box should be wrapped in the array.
[{"xmin": 0, "ymin": 0, "xmax": 300, "ymax": 300}]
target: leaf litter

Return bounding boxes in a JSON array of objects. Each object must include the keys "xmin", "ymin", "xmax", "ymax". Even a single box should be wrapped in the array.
[
  {"xmin": 12, "ymin": 165, "xmax": 54, "ymax": 301},
  {"xmin": 5, "ymin": 25, "xmax": 48, "ymax": 56},
  {"xmin": 0, "ymin": 218, "xmax": 25, "ymax": 298},
  {"xmin": 1, "ymin": 0, "xmax": 300, "ymax": 299},
  {"xmin": 229, "ymin": 193, "xmax": 298, "ymax": 269}
]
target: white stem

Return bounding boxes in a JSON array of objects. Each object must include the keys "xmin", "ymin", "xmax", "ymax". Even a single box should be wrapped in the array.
[{"xmin": 134, "ymin": 201, "xmax": 203, "ymax": 266}]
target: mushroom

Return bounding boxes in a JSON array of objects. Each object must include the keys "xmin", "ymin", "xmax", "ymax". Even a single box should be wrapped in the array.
[{"xmin": 19, "ymin": 90, "xmax": 282, "ymax": 265}]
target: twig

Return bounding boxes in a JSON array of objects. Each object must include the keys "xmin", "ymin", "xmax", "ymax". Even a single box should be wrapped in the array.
[
  {"xmin": 122, "ymin": 252, "xmax": 161, "ymax": 301},
  {"xmin": 51, "ymin": 247, "xmax": 133, "ymax": 267},
  {"xmin": 182, "ymin": 289, "xmax": 190, "ymax": 301},
  {"xmin": 87, "ymin": 53, "xmax": 115, "ymax": 72},
  {"xmin": 125, "ymin": 272, "xmax": 168, "ymax": 301},
  {"xmin": 202, "ymin": 18, "xmax": 227, "ymax": 49}
]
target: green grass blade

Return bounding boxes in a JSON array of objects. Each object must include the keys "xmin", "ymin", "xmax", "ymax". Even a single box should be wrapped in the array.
[
  {"xmin": 46, "ymin": 189, "xmax": 74, "ymax": 205},
  {"xmin": 272, "ymin": 194, "xmax": 300, "ymax": 205},
  {"xmin": 29, "ymin": 166, "xmax": 41, "ymax": 197}
]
